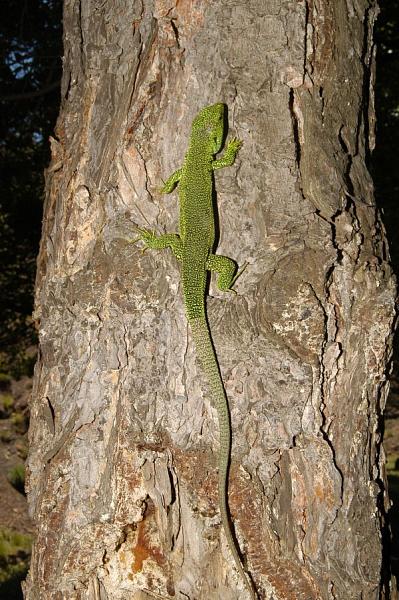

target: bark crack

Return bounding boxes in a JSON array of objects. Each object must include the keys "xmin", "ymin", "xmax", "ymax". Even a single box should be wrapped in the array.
[
  {"xmin": 316, "ymin": 210, "xmax": 346, "ymax": 498},
  {"xmin": 170, "ymin": 19, "xmax": 180, "ymax": 49},
  {"xmin": 289, "ymin": 88, "xmax": 302, "ymax": 168},
  {"xmin": 337, "ymin": 126, "xmax": 355, "ymax": 200}
]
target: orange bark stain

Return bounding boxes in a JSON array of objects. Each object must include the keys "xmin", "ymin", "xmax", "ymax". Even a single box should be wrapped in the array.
[{"xmin": 131, "ymin": 504, "xmax": 165, "ymax": 574}]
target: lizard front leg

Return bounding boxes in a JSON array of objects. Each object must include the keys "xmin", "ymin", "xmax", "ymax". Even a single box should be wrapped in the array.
[
  {"xmin": 135, "ymin": 229, "xmax": 183, "ymax": 261},
  {"xmin": 212, "ymin": 138, "xmax": 242, "ymax": 170},
  {"xmin": 160, "ymin": 168, "xmax": 182, "ymax": 193}
]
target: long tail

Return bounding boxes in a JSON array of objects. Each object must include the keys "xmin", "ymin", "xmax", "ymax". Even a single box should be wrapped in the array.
[{"xmin": 189, "ymin": 317, "xmax": 256, "ymax": 599}]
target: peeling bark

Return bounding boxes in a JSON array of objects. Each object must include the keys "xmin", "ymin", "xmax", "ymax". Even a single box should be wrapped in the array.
[{"xmin": 24, "ymin": 1, "xmax": 396, "ymax": 599}]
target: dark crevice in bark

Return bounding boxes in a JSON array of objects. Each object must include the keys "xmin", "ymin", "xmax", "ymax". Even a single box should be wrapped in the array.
[
  {"xmin": 289, "ymin": 88, "xmax": 301, "ymax": 168},
  {"xmin": 78, "ymin": 0, "xmax": 84, "ymax": 77},
  {"xmin": 167, "ymin": 464, "xmax": 177, "ymax": 507},
  {"xmin": 114, "ymin": 526, "xmax": 129, "ymax": 552},
  {"xmin": 62, "ymin": 68, "xmax": 72, "ymax": 103},
  {"xmin": 318, "ymin": 333, "xmax": 344, "ymax": 505},
  {"xmin": 170, "ymin": 19, "xmax": 180, "ymax": 49},
  {"xmin": 46, "ymin": 398, "xmax": 55, "ymax": 430},
  {"xmin": 326, "ymin": 209, "xmax": 345, "ymax": 267},
  {"xmin": 319, "ymin": 86, "xmax": 325, "ymax": 125}
]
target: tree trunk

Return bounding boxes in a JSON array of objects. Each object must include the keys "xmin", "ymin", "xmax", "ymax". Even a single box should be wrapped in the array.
[{"xmin": 24, "ymin": 1, "xmax": 396, "ymax": 599}]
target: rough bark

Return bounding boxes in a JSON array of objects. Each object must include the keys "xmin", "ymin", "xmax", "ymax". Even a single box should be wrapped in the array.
[{"xmin": 24, "ymin": 1, "xmax": 396, "ymax": 599}]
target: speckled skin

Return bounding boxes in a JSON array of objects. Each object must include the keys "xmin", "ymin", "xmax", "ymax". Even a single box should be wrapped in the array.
[{"xmin": 138, "ymin": 104, "xmax": 256, "ymax": 598}]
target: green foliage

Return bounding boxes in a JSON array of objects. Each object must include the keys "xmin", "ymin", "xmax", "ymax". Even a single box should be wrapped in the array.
[
  {"xmin": 0, "ymin": 349, "xmax": 37, "ymax": 382},
  {"xmin": 0, "ymin": 373, "xmax": 11, "ymax": 387},
  {"xmin": 0, "ymin": 528, "xmax": 31, "ymax": 599},
  {"xmin": 7, "ymin": 464, "xmax": 25, "ymax": 495},
  {"xmin": 15, "ymin": 441, "xmax": 28, "ymax": 460},
  {"xmin": 0, "ymin": 529, "xmax": 31, "ymax": 562},
  {"xmin": 0, "ymin": 430, "xmax": 13, "ymax": 444},
  {"xmin": 10, "ymin": 411, "xmax": 28, "ymax": 435},
  {"xmin": 0, "ymin": 393, "xmax": 14, "ymax": 415},
  {"xmin": 0, "ymin": 429, "xmax": 14, "ymax": 444}
]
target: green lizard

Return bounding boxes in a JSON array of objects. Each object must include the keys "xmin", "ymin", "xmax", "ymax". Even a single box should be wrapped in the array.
[{"xmin": 135, "ymin": 103, "xmax": 256, "ymax": 598}]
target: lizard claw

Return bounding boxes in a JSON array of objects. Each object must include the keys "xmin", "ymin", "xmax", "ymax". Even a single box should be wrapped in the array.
[
  {"xmin": 158, "ymin": 179, "xmax": 167, "ymax": 194},
  {"xmin": 128, "ymin": 236, "xmax": 141, "ymax": 245},
  {"xmin": 228, "ymin": 137, "xmax": 243, "ymax": 152},
  {"xmin": 230, "ymin": 261, "xmax": 248, "ymax": 289},
  {"xmin": 128, "ymin": 228, "xmax": 156, "ymax": 252},
  {"xmin": 226, "ymin": 269, "xmax": 246, "ymax": 293}
]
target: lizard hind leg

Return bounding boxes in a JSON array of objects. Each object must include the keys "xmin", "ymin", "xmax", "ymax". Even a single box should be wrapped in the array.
[{"xmin": 206, "ymin": 253, "xmax": 246, "ymax": 292}]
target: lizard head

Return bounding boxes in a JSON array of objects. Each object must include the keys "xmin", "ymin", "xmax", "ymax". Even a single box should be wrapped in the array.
[{"xmin": 191, "ymin": 103, "xmax": 226, "ymax": 154}]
